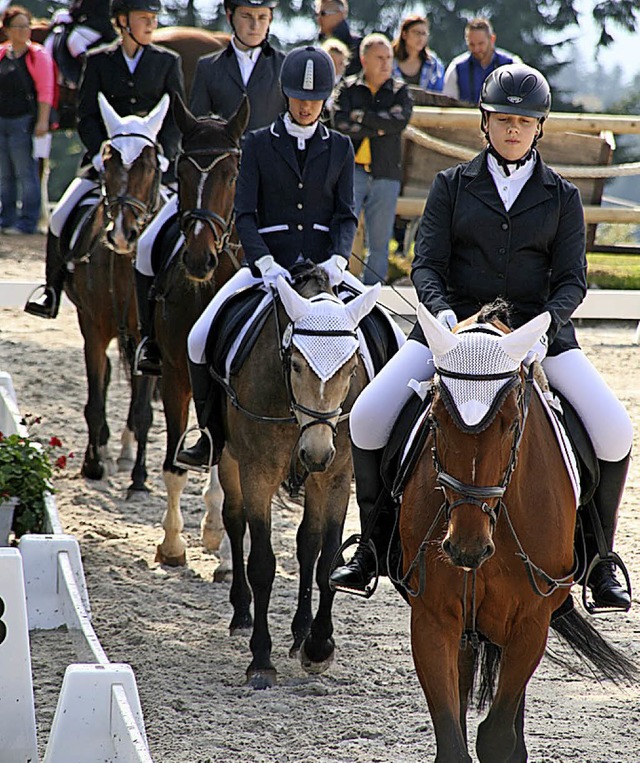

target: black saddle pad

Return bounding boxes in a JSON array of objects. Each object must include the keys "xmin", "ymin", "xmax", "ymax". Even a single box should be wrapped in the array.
[
  {"xmin": 51, "ymin": 27, "xmax": 83, "ymax": 85},
  {"xmin": 205, "ymin": 285, "xmax": 273, "ymax": 379},
  {"xmin": 60, "ymin": 192, "xmax": 101, "ymax": 262},
  {"xmin": 151, "ymin": 214, "xmax": 182, "ymax": 277}
]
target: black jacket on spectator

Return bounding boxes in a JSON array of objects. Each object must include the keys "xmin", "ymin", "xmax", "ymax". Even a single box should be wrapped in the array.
[
  {"xmin": 319, "ymin": 19, "xmax": 361, "ymax": 76},
  {"xmin": 411, "ymin": 149, "xmax": 587, "ymax": 354},
  {"xmin": 189, "ymin": 41, "xmax": 285, "ymax": 131},
  {"xmin": 78, "ymin": 41, "xmax": 184, "ymax": 164},
  {"xmin": 331, "ymin": 74, "xmax": 413, "ymax": 182},
  {"xmin": 235, "ymin": 116, "xmax": 357, "ymax": 272}
]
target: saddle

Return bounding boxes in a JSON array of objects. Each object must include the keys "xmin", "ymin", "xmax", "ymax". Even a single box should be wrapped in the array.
[
  {"xmin": 150, "ymin": 214, "xmax": 182, "ymax": 278},
  {"xmin": 60, "ymin": 189, "xmax": 103, "ymax": 265},
  {"xmin": 50, "ymin": 26, "xmax": 83, "ymax": 86}
]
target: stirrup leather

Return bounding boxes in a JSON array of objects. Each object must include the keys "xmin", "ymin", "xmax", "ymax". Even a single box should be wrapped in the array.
[{"xmin": 329, "ymin": 534, "xmax": 380, "ymax": 599}]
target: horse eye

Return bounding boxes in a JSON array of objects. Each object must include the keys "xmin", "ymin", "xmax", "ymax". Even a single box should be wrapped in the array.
[{"xmin": 291, "ymin": 359, "xmax": 303, "ymax": 374}]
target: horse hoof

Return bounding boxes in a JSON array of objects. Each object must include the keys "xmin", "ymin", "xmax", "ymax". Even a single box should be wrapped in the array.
[
  {"xmin": 126, "ymin": 484, "xmax": 150, "ymax": 500},
  {"xmin": 289, "ymin": 644, "xmax": 300, "ymax": 659},
  {"xmin": 300, "ymin": 640, "xmax": 335, "ymax": 675},
  {"xmin": 246, "ymin": 669, "xmax": 277, "ymax": 690},
  {"xmin": 155, "ymin": 545, "xmax": 187, "ymax": 567},
  {"xmin": 82, "ymin": 461, "xmax": 104, "ymax": 481},
  {"xmin": 213, "ymin": 565, "xmax": 233, "ymax": 583},
  {"xmin": 229, "ymin": 612, "xmax": 252, "ymax": 635},
  {"xmin": 201, "ymin": 525, "xmax": 225, "ymax": 552}
]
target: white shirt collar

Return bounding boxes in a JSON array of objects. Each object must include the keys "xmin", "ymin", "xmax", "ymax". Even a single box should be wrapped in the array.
[
  {"xmin": 121, "ymin": 46, "xmax": 144, "ymax": 73},
  {"xmin": 231, "ymin": 36, "xmax": 262, "ymax": 85},
  {"xmin": 487, "ymin": 151, "xmax": 537, "ymax": 211}
]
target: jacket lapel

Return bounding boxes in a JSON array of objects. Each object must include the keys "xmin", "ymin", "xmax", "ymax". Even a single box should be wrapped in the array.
[
  {"xmin": 464, "ymin": 152, "xmax": 506, "ymax": 216},
  {"xmin": 303, "ymin": 123, "xmax": 330, "ymax": 174},
  {"xmin": 507, "ymin": 159, "xmax": 553, "ymax": 216},
  {"xmin": 223, "ymin": 44, "xmax": 246, "ymax": 92},
  {"xmin": 270, "ymin": 118, "xmax": 301, "ymax": 179}
]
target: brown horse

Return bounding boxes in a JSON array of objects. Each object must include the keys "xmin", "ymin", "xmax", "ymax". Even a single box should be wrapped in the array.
[
  {"xmin": 62, "ymin": 96, "xmax": 168, "ymax": 489},
  {"xmin": 153, "ymin": 95, "xmax": 248, "ymax": 566},
  {"xmin": 398, "ymin": 302, "xmax": 636, "ymax": 762},
  {"xmin": 209, "ymin": 271, "xmax": 380, "ymax": 688}
]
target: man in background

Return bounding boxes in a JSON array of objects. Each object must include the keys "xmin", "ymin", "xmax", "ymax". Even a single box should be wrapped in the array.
[
  {"xmin": 316, "ymin": 0, "xmax": 360, "ymax": 76},
  {"xmin": 443, "ymin": 16, "xmax": 520, "ymax": 104}
]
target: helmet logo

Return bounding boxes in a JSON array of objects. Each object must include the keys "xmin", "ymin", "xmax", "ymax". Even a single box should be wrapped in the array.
[
  {"xmin": 507, "ymin": 95, "xmax": 523, "ymax": 104},
  {"xmin": 303, "ymin": 60, "xmax": 314, "ymax": 91}
]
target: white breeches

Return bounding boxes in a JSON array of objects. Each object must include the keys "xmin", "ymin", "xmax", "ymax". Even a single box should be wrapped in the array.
[
  {"xmin": 135, "ymin": 195, "xmax": 179, "ymax": 276},
  {"xmin": 49, "ymin": 177, "xmax": 97, "ymax": 237},
  {"xmin": 67, "ymin": 25, "xmax": 102, "ymax": 58},
  {"xmin": 351, "ymin": 342, "xmax": 633, "ymax": 462}
]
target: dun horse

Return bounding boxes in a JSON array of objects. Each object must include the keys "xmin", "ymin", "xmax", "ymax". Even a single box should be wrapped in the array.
[
  {"xmin": 398, "ymin": 303, "xmax": 636, "ymax": 763},
  {"xmin": 62, "ymin": 94, "xmax": 168, "ymax": 490},
  {"xmin": 215, "ymin": 272, "xmax": 378, "ymax": 688},
  {"xmin": 153, "ymin": 95, "xmax": 248, "ymax": 566}
]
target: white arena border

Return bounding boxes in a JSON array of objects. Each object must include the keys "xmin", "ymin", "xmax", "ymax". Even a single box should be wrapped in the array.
[{"xmin": 0, "ymin": 371, "xmax": 154, "ymax": 763}]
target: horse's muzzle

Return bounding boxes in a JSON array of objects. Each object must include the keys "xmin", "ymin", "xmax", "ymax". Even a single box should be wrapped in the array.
[{"xmin": 442, "ymin": 537, "xmax": 495, "ymax": 569}]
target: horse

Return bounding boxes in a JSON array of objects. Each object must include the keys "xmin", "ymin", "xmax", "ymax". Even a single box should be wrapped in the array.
[
  {"xmin": 62, "ymin": 94, "xmax": 169, "ymax": 491},
  {"xmin": 201, "ymin": 271, "xmax": 379, "ymax": 688},
  {"xmin": 153, "ymin": 95, "xmax": 248, "ymax": 566},
  {"xmin": 397, "ymin": 302, "xmax": 637, "ymax": 762}
]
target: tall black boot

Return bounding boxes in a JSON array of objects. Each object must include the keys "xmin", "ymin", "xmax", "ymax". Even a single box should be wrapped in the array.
[
  {"xmin": 24, "ymin": 233, "xmax": 65, "ymax": 319},
  {"xmin": 133, "ymin": 271, "xmax": 162, "ymax": 376},
  {"xmin": 175, "ymin": 360, "xmax": 225, "ymax": 469},
  {"xmin": 586, "ymin": 452, "xmax": 632, "ymax": 610},
  {"xmin": 329, "ymin": 445, "xmax": 393, "ymax": 597}
]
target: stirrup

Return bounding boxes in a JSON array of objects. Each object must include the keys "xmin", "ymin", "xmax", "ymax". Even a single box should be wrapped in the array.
[
  {"xmin": 133, "ymin": 338, "xmax": 162, "ymax": 377},
  {"xmin": 328, "ymin": 534, "xmax": 380, "ymax": 599},
  {"xmin": 173, "ymin": 425, "xmax": 215, "ymax": 474},
  {"xmin": 582, "ymin": 551, "xmax": 632, "ymax": 614},
  {"xmin": 24, "ymin": 284, "xmax": 58, "ymax": 318}
]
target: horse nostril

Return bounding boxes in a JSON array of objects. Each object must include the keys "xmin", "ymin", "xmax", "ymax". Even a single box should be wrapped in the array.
[
  {"xmin": 484, "ymin": 543, "xmax": 495, "ymax": 560},
  {"xmin": 442, "ymin": 538, "xmax": 453, "ymax": 557}
]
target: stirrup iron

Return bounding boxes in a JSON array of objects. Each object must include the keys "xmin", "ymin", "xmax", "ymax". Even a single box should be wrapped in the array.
[
  {"xmin": 329, "ymin": 534, "xmax": 380, "ymax": 599},
  {"xmin": 173, "ymin": 425, "xmax": 215, "ymax": 474},
  {"xmin": 582, "ymin": 551, "xmax": 632, "ymax": 614}
]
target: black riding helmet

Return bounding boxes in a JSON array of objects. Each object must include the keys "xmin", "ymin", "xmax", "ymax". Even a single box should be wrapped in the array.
[
  {"xmin": 111, "ymin": 0, "xmax": 162, "ymax": 16},
  {"xmin": 281, "ymin": 46, "xmax": 335, "ymax": 101}
]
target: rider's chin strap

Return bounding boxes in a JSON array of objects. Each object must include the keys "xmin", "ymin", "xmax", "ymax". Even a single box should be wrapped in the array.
[{"xmin": 486, "ymin": 143, "xmax": 536, "ymax": 177}]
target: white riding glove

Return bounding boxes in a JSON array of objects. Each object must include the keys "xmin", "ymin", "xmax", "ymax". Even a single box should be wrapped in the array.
[
  {"xmin": 436, "ymin": 309, "xmax": 458, "ymax": 331},
  {"xmin": 524, "ymin": 334, "xmax": 549, "ymax": 368},
  {"xmin": 319, "ymin": 254, "xmax": 348, "ymax": 287},
  {"xmin": 255, "ymin": 255, "xmax": 291, "ymax": 286}
]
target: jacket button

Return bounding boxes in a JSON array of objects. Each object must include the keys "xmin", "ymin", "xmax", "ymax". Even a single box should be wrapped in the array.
[
  {"xmin": 297, "ymin": 203, "xmax": 303, "ymax": 210},
  {"xmin": 128, "ymin": 80, "xmax": 134, "ymax": 87},
  {"xmin": 297, "ymin": 224, "xmax": 303, "ymax": 231},
  {"xmin": 501, "ymin": 222, "xmax": 508, "ymax": 230},
  {"xmin": 497, "ymin": 273, "xmax": 504, "ymax": 279},
  {"xmin": 298, "ymin": 182, "xmax": 303, "ymax": 189},
  {"xmin": 499, "ymin": 248, "xmax": 506, "ymax": 254},
  {"xmin": 130, "ymin": 97, "xmax": 136, "ymax": 104}
]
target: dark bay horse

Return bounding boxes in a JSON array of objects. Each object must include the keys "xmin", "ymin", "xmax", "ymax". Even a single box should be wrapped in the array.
[
  {"xmin": 215, "ymin": 272, "xmax": 380, "ymax": 688},
  {"xmin": 398, "ymin": 303, "xmax": 636, "ymax": 762},
  {"xmin": 153, "ymin": 95, "xmax": 248, "ymax": 566},
  {"xmin": 63, "ymin": 95, "xmax": 168, "ymax": 490}
]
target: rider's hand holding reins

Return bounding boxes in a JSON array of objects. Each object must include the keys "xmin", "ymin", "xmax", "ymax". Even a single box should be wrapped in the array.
[
  {"xmin": 320, "ymin": 254, "xmax": 348, "ymax": 287},
  {"xmin": 256, "ymin": 255, "xmax": 291, "ymax": 286}
]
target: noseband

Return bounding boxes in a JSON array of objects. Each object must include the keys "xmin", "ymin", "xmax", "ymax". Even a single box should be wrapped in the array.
[
  {"xmin": 177, "ymin": 146, "xmax": 242, "ymax": 262},
  {"xmin": 100, "ymin": 132, "xmax": 162, "ymax": 229}
]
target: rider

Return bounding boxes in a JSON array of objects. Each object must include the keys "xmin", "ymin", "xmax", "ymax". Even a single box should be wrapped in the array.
[
  {"xmin": 174, "ymin": 46, "xmax": 361, "ymax": 469},
  {"xmin": 24, "ymin": 0, "xmax": 184, "ymax": 321},
  {"xmin": 133, "ymin": 0, "xmax": 286, "ymax": 376},
  {"xmin": 330, "ymin": 63, "xmax": 633, "ymax": 611}
]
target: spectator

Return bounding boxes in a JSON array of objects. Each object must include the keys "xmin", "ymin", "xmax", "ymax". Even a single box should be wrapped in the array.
[
  {"xmin": 320, "ymin": 36, "xmax": 349, "ymax": 112},
  {"xmin": 443, "ymin": 16, "xmax": 521, "ymax": 104},
  {"xmin": 315, "ymin": 0, "xmax": 361, "ymax": 76},
  {"xmin": 392, "ymin": 15, "xmax": 444, "ymax": 92},
  {"xmin": 0, "ymin": 5, "xmax": 54, "ymax": 235},
  {"xmin": 331, "ymin": 33, "xmax": 413, "ymax": 285}
]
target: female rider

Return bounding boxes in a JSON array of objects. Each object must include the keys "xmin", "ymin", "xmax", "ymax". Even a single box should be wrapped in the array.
[
  {"xmin": 24, "ymin": 0, "xmax": 184, "ymax": 320},
  {"xmin": 175, "ymin": 46, "xmax": 363, "ymax": 469},
  {"xmin": 330, "ymin": 64, "xmax": 633, "ymax": 611}
]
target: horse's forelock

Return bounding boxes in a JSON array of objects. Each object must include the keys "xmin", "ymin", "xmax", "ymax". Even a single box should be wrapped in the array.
[
  {"xmin": 290, "ymin": 263, "xmax": 331, "ymax": 298},
  {"xmin": 476, "ymin": 298, "xmax": 513, "ymax": 331}
]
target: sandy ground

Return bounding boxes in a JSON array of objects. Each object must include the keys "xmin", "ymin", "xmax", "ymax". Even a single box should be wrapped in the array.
[{"xmin": 1, "ymin": 234, "xmax": 640, "ymax": 763}]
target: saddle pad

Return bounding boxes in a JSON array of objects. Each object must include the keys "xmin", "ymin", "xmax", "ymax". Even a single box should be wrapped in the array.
[
  {"xmin": 151, "ymin": 214, "xmax": 183, "ymax": 276},
  {"xmin": 386, "ymin": 381, "xmax": 583, "ymax": 508},
  {"xmin": 61, "ymin": 190, "xmax": 101, "ymax": 261}
]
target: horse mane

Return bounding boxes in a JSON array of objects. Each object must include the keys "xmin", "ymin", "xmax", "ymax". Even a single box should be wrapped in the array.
[
  {"xmin": 289, "ymin": 261, "xmax": 331, "ymax": 298},
  {"xmin": 475, "ymin": 298, "xmax": 513, "ymax": 330}
]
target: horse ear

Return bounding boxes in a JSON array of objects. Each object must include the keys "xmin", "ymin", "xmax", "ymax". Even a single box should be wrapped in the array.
[
  {"xmin": 144, "ymin": 94, "xmax": 171, "ymax": 139},
  {"xmin": 227, "ymin": 95, "xmax": 250, "ymax": 144},
  {"xmin": 344, "ymin": 283, "xmax": 381, "ymax": 327},
  {"xmin": 417, "ymin": 303, "xmax": 460, "ymax": 357},
  {"xmin": 499, "ymin": 312, "xmax": 552, "ymax": 362},
  {"xmin": 276, "ymin": 276, "xmax": 310, "ymax": 323},
  {"xmin": 98, "ymin": 92, "xmax": 121, "ymax": 138},
  {"xmin": 172, "ymin": 93, "xmax": 199, "ymax": 136}
]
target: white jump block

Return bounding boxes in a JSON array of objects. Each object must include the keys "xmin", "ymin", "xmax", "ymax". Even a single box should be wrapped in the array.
[
  {"xmin": 43, "ymin": 663, "xmax": 152, "ymax": 763},
  {"xmin": 0, "ymin": 549, "xmax": 38, "ymax": 762}
]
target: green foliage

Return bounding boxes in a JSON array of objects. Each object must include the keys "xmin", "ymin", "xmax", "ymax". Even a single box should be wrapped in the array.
[{"xmin": 586, "ymin": 253, "xmax": 640, "ymax": 289}]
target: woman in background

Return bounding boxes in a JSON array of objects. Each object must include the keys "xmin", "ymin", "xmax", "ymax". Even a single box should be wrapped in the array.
[{"xmin": 392, "ymin": 14, "xmax": 444, "ymax": 93}]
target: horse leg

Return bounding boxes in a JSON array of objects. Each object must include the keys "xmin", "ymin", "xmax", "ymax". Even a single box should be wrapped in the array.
[
  {"xmin": 202, "ymin": 465, "xmax": 226, "ymax": 552},
  {"xmin": 411, "ymin": 603, "xmax": 472, "ymax": 763},
  {"xmin": 156, "ymin": 371, "xmax": 192, "ymax": 565},
  {"xmin": 507, "ymin": 691, "xmax": 527, "ymax": 763},
  {"xmin": 81, "ymin": 330, "xmax": 113, "ymax": 479},
  {"xmin": 297, "ymin": 471, "xmax": 350, "ymax": 672},
  {"xmin": 220, "ymin": 454, "xmax": 252, "ymax": 632},
  {"xmin": 476, "ymin": 622, "xmax": 548, "ymax": 763},
  {"xmin": 126, "ymin": 374, "xmax": 155, "ymax": 496},
  {"xmin": 457, "ymin": 646, "xmax": 477, "ymax": 744}
]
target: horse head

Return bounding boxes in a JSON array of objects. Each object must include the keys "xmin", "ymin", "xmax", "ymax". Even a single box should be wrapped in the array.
[
  {"xmin": 98, "ymin": 92, "xmax": 169, "ymax": 255},
  {"xmin": 174, "ymin": 94, "xmax": 249, "ymax": 283},
  {"xmin": 417, "ymin": 303, "xmax": 551, "ymax": 570},
  {"xmin": 277, "ymin": 273, "xmax": 380, "ymax": 473}
]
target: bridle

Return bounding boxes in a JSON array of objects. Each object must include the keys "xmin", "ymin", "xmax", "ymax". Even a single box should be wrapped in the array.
[
  {"xmin": 100, "ymin": 132, "xmax": 163, "ymax": 231},
  {"xmin": 177, "ymin": 145, "xmax": 242, "ymax": 267}
]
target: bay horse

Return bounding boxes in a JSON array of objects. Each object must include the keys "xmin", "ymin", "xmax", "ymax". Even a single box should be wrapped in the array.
[
  {"xmin": 153, "ymin": 95, "xmax": 248, "ymax": 566},
  {"xmin": 398, "ymin": 302, "xmax": 636, "ymax": 762},
  {"xmin": 62, "ymin": 94, "xmax": 169, "ymax": 490},
  {"xmin": 211, "ymin": 272, "xmax": 379, "ymax": 688}
]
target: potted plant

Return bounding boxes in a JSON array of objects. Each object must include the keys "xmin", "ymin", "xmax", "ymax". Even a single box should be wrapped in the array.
[{"xmin": 0, "ymin": 418, "xmax": 73, "ymax": 543}]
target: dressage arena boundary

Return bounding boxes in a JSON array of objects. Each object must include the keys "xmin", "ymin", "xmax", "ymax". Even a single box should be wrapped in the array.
[{"xmin": 0, "ymin": 372, "xmax": 154, "ymax": 763}]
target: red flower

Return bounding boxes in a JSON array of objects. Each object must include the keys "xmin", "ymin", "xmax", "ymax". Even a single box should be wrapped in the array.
[
  {"xmin": 49, "ymin": 436, "xmax": 63, "ymax": 448},
  {"xmin": 55, "ymin": 455, "xmax": 67, "ymax": 470}
]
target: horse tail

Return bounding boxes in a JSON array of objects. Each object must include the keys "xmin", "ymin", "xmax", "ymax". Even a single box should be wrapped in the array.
[
  {"xmin": 549, "ymin": 606, "xmax": 638, "ymax": 685},
  {"xmin": 476, "ymin": 642, "xmax": 501, "ymax": 711}
]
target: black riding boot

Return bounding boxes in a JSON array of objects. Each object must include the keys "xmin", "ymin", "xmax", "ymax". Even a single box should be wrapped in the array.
[
  {"xmin": 134, "ymin": 272, "xmax": 162, "ymax": 376},
  {"xmin": 587, "ymin": 452, "xmax": 632, "ymax": 610},
  {"xmin": 24, "ymin": 233, "xmax": 65, "ymax": 319},
  {"xmin": 175, "ymin": 360, "xmax": 225, "ymax": 469},
  {"xmin": 329, "ymin": 445, "xmax": 393, "ymax": 596}
]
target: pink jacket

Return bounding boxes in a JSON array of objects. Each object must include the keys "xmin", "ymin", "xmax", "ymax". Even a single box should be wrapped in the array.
[{"xmin": 0, "ymin": 41, "xmax": 55, "ymax": 106}]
